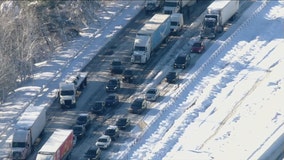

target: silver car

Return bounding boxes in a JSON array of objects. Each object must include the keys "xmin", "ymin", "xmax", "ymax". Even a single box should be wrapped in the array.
[{"xmin": 145, "ymin": 88, "xmax": 159, "ymax": 101}]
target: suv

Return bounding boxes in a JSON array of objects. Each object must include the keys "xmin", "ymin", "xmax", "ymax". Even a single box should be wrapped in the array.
[
  {"xmin": 174, "ymin": 54, "xmax": 190, "ymax": 69},
  {"xmin": 76, "ymin": 113, "xmax": 91, "ymax": 128},
  {"xmin": 129, "ymin": 98, "xmax": 148, "ymax": 114},
  {"xmin": 84, "ymin": 146, "xmax": 101, "ymax": 160},
  {"xmin": 90, "ymin": 101, "xmax": 106, "ymax": 114},
  {"xmin": 145, "ymin": 88, "xmax": 160, "ymax": 101},
  {"xmin": 110, "ymin": 59, "xmax": 124, "ymax": 74},
  {"xmin": 95, "ymin": 135, "xmax": 112, "ymax": 149},
  {"xmin": 115, "ymin": 118, "xmax": 130, "ymax": 130},
  {"xmin": 104, "ymin": 125, "xmax": 119, "ymax": 140},
  {"xmin": 106, "ymin": 79, "xmax": 121, "ymax": 92},
  {"xmin": 72, "ymin": 125, "xmax": 86, "ymax": 139},
  {"xmin": 166, "ymin": 71, "xmax": 179, "ymax": 83},
  {"xmin": 105, "ymin": 94, "xmax": 119, "ymax": 107},
  {"xmin": 122, "ymin": 69, "xmax": 134, "ymax": 83}
]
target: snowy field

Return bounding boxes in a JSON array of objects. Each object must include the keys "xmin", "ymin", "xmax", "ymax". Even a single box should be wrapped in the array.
[{"xmin": 1, "ymin": 0, "xmax": 284, "ymax": 159}]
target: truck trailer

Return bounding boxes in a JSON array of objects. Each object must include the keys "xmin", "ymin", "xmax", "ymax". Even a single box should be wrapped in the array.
[
  {"xmin": 201, "ymin": 0, "xmax": 239, "ymax": 39},
  {"xmin": 36, "ymin": 129, "xmax": 74, "ymax": 160},
  {"xmin": 12, "ymin": 106, "xmax": 46, "ymax": 160},
  {"xmin": 58, "ymin": 72, "xmax": 88, "ymax": 108},
  {"xmin": 131, "ymin": 14, "xmax": 171, "ymax": 64},
  {"xmin": 163, "ymin": 0, "xmax": 196, "ymax": 14}
]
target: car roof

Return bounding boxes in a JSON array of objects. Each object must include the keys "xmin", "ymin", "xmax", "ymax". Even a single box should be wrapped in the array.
[
  {"xmin": 99, "ymin": 135, "xmax": 110, "ymax": 139},
  {"xmin": 107, "ymin": 125, "xmax": 118, "ymax": 130}
]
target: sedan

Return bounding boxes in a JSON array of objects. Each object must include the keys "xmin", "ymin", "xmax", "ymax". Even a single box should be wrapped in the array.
[
  {"xmin": 145, "ymin": 88, "xmax": 159, "ymax": 101},
  {"xmin": 90, "ymin": 101, "xmax": 106, "ymax": 114},
  {"xmin": 95, "ymin": 135, "xmax": 112, "ymax": 149},
  {"xmin": 115, "ymin": 118, "xmax": 130, "ymax": 130},
  {"xmin": 129, "ymin": 98, "xmax": 147, "ymax": 114},
  {"xmin": 190, "ymin": 41, "xmax": 205, "ymax": 53},
  {"xmin": 105, "ymin": 94, "xmax": 119, "ymax": 107}
]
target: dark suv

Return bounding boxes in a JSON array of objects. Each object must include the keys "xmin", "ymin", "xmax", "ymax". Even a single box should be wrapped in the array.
[
  {"xmin": 84, "ymin": 146, "xmax": 101, "ymax": 160},
  {"xmin": 73, "ymin": 125, "xmax": 86, "ymax": 139},
  {"xmin": 115, "ymin": 118, "xmax": 130, "ymax": 130},
  {"xmin": 166, "ymin": 71, "xmax": 179, "ymax": 83},
  {"xmin": 174, "ymin": 54, "xmax": 190, "ymax": 69},
  {"xmin": 105, "ymin": 94, "xmax": 119, "ymax": 107},
  {"xmin": 106, "ymin": 79, "xmax": 121, "ymax": 92},
  {"xmin": 90, "ymin": 101, "xmax": 106, "ymax": 114},
  {"xmin": 128, "ymin": 98, "xmax": 148, "ymax": 114},
  {"xmin": 111, "ymin": 59, "xmax": 124, "ymax": 74},
  {"xmin": 122, "ymin": 69, "xmax": 134, "ymax": 83},
  {"xmin": 76, "ymin": 113, "xmax": 91, "ymax": 129},
  {"xmin": 104, "ymin": 125, "xmax": 119, "ymax": 140}
]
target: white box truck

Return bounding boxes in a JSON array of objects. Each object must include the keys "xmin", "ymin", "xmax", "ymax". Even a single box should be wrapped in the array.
[
  {"xmin": 131, "ymin": 14, "xmax": 171, "ymax": 64},
  {"xmin": 12, "ymin": 106, "xmax": 46, "ymax": 160},
  {"xmin": 201, "ymin": 0, "xmax": 239, "ymax": 39},
  {"xmin": 145, "ymin": 0, "xmax": 164, "ymax": 13},
  {"xmin": 58, "ymin": 72, "xmax": 88, "ymax": 109},
  {"xmin": 163, "ymin": 0, "xmax": 196, "ymax": 14},
  {"xmin": 36, "ymin": 129, "xmax": 74, "ymax": 160}
]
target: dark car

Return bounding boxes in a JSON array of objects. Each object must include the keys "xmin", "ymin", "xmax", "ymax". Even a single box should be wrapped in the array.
[
  {"xmin": 191, "ymin": 41, "xmax": 205, "ymax": 53},
  {"xmin": 104, "ymin": 125, "xmax": 119, "ymax": 140},
  {"xmin": 90, "ymin": 101, "xmax": 106, "ymax": 114},
  {"xmin": 122, "ymin": 69, "xmax": 134, "ymax": 83},
  {"xmin": 73, "ymin": 125, "xmax": 86, "ymax": 139},
  {"xmin": 76, "ymin": 113, "xmax": 91, "ymax": 128},
  {"xmin": 106, "ymin": 79, "xmax": 121, "ymax": 92},
  {"xmin": 84, "ymin": 146, "xmax": 101, "ymax": 160},
  {"xmin": 105, "ymin": 94, "xmax": 119, "ymax": 107},
  {"xmin": 174, "ymin": 54, "xmax": 191, "ymax": 69},
  {"xmin": 128, "ymin": 98, "xmax": 148, "ymax": 114},
  {"xmin": 110, "ymin": 59, "xmax": 124, "ymax": 74},
  {"xmin": 166, "ymin": 71, "xmax": 179, "ymax": 83},
  {"xmin": 115, "ymin": 118, "xmax": 130, "ymax": 130}
]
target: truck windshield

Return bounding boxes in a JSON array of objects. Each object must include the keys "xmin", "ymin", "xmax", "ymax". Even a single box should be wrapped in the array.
[
  {"xmin": 165, "ymin": 2, "xmax": 178, "ymax": 7},
  {"xmin": 12, "ymin": 142, "xmax": 26, "ymax": 148},
  {"xmin": 60, "ymin": 90, "xmax": 74, "ymax": 96},
  {"xmin": 171, "ymin": 21, "xmax": 178, "ymax": 26},
  {"xmin": 134, "ymin": 46, "xmax": 146, "ymax": 52}
]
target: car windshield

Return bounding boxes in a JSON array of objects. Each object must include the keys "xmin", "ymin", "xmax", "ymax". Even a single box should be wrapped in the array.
[
  {"xmin": 147, "ymin": 89, "xmax": 156, "ymax": 94},
  {"xmin": 193, "ymin": 43, "xmax": 201, "ymax": 47},
  {"xmin": 117, "ymin": 118, "xmax": 126, "ymax": 124},
  {"xmin": 175, "ymin": 56, "xmax": 186, "ymax": 63},
  {"xmin": 73, "ymin": 126, "xmax": 83, "ymax": 132},
  {"xmin": 94, "ymin": 102, "xmax": 103, "ymax": 107},
  {"xmin": 108, "ymin": 80, "xmax": 117, "ymax": 85},
  {"xmin": 98, "ymin": 138, "xmax": 108, "ymax": 142},
  {"xmin": 77, "ymin": 116, "xmax": 87, "ymax": 122},
  {"xmin": 105, "ymin": 129, "xmax": 115, "ymax": 135}
]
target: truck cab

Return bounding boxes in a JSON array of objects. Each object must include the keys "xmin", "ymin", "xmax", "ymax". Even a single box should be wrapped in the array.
[
  {"xmin": 59, "ymin": 82, "xmax": 76, "ymax": 108},
  {"xmin": 12, "ymin": 129, "xmax": 31, "ymax": 160},
  {"xmin": 131, "ymin": 35, "xmax": 151, "ymax": 64},
  {"xmin": 170, "ymin": 13, "xmax": 184, "ymax": 33},
  {"xmin": 163, "ymin": 0, "xmax": 181, "ymax": 14}
]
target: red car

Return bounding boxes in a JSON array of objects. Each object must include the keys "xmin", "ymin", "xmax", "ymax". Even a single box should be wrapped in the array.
[{"xmin": 191, "ymin": 41, "xmax": 205, "ymax": 53}]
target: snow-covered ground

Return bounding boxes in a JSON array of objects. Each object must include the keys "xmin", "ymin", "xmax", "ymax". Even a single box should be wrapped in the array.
[{"xmin": 1, "ymin": 0, "xmax": 284, "ymax": 159}]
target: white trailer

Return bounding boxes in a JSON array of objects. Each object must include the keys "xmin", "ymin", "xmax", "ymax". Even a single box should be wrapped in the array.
[
  {"xmin": 163, "ymin": 0, "xmax": 196, "ymax": 14},
  {"xmin": 131, "ymin": 14, "xmax": 171, "ymax": 64},
  {"xmin": 145, "ymin": 0, "xmax": 164, "ymax": 13},
  {"xmin": 59, "ymin": 72, "xmax": 88, "ymax": 109},
  {"xmin": 12, "ymin": 106, "xmax": 46, "ymax": 160},
  {"xmin": 201, "ymin": 0, "xmax": 239, "ymax": 39},
  {"xmin": 36, "ymin": 129, "xmax": 74, "ymax": 160}
]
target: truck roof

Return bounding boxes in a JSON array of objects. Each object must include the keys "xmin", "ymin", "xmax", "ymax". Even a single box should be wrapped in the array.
[
  {"xmin": 138, "ymin": 23, "xmax": 161, "ymax": 36},
  {"xmin": 38, "ymin": 129, "xmax": 73, "ymax": 154},
  {"xmin": 134, "ymin": 35, "xmax": 151, "ymax": 46},
  {"xmin": 207, "ymin": 0, "xmax": 232, "ymax": 11},
  {"xmin": 148, "ymin": 13, "xmax": 170, "ymax": 24},
  {"xmin": 15, "ymin": 106, "xmax": 46, "ymax": 129}
]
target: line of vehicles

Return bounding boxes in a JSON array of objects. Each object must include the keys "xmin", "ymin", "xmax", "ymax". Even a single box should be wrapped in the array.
[{"xmin": 11, "ymin": 0, "xmax": 240, "ymax": 159}]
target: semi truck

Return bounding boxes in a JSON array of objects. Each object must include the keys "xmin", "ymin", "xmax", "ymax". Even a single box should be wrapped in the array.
[
  {"xmin": 163, "ymin": 0, "xmax": 196, "ymax": 14},
  {"xmin": 201, "ymin": 0, "xmax": 239, "ymax": 39},
  {"xmin": 58, "ymin": 72, "xmax": 88, "ymax": 108},
  {"xmin": 12, "ymin": 106, "xmax": 46, "ymax": 160},
  {"xmin": 170, "ymin": 13, "xmax": 184, "ymax": 33},
  {"xmin": 145, "ymin": 0, "xmax": 164, "ymax": 13},
  {"xmin": 36, "ymin": 129, "xmax": 74, "ymax": 160},
  {"xmin": 131, "ymin": 14, "xmax": 171, "ymax": 64}
]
